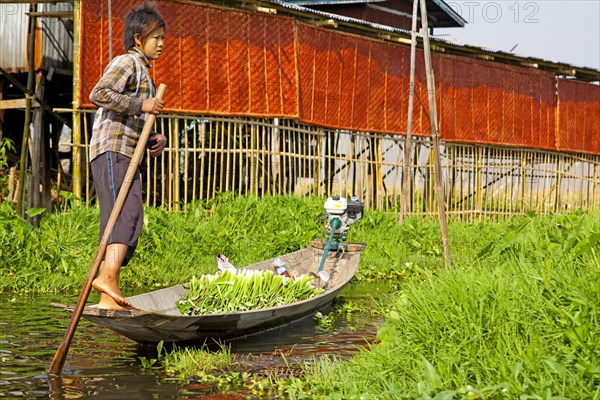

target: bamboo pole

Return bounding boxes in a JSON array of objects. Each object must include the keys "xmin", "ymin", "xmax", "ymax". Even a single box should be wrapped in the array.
[
  {"xmin": 375, "ymin": 137, "xmax": 383, "ymax": 208},
  {"xmin": 192, "ymin": 120, "xmax": 197, "ymax": 201},
  {"xmin": 475, "ymin": 146, "xmax": 482, "ymax": 215},
  {"xmin": 252, "ymin": 123, "xmax": 259, "ymax": 197},
  {"xmin": 208, "ymin": 120, "xmax": 215, "ymax": 200},
  {"xmin": 271, "ymin": 118, "xmax": 280, "ymax": 194},
  {"xmin": 83, "ymin": 112, "xmax": 90, "ymax": 205},
  {"xmin": 225, "ymin": 120, "xmax": 232, "ymax": 193},
  {"xmin": 218, "ymin": 119, "xmax": 225, "ymax": 193},
  {"xmin": 236, "ymin": 122, "xmax": 242, "ymax": 195},
  {"xmin": 71, "ymin": 0, "xmax": 82, "ymax": 202},
  {"xmin": 199, "ymin": 122, "xmax": 206, "ymax": 200},
  {"xmin": 419, "ymin": 0, "xmax": 451, "ymax": 268},
  {"xmin": 160, "ymin": 119, "xmax": 166, "ymax": 205},
  {"xmin": 173, "ymin": 118, "xmax": 180, "ymax": 211},
  {"xmin": 261, "ymin": 122, "xmax": 267, "ymax": 195},
  {"xmin": 152, "ymin": 142, "xmax": 158, "ymax": 207},
  {"xmin": 49, "ymin": 83, "xmax": 166, "ymax": 376},
  {"xmin": 314, "ymin": 132, "xmax": 321, "ymax": 196},
  {"xmin": 399, "ymin": 0, "xmax": 419, "ymax": 222},
  {"xmin": 520, "ymin": 151, "xmax": 526, "ymax": 212},
  {"xmin": 593, "ymin": 159, "xmax": 598, "ymax": 208},
  {"xmin": 183, "ymin": 120, "xmax": 189, "ymax": 210}
]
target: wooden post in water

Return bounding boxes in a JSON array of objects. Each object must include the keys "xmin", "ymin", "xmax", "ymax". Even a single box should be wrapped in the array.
[
  {"xmin": 419, "ymin": 0, "xmax": 451, "ymax": 269},
  {"xmin": 28, "ymin": 71, "xmax": 46, "ymax": 227},
  {"xmin": 16, "ymin": 4, "xmax": 36, "ymax": 217}
]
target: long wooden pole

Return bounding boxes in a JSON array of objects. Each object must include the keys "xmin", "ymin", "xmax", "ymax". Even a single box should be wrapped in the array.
[
  {"xmin": 48, "ymin": 84, "xmax": 167, "ymax": 375},
  {"xmin": 419, "ymin": 0, "xmax": 451, "ymax": 269},
  {"xmin": 399, "ymin": 0, "xmax": 419, "ymax": 222}
]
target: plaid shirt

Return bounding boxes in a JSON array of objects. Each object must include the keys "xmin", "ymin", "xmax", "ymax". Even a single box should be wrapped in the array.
[{"xmin": 89, "ymin": 47, "xmax": 156, "ymax": 161}]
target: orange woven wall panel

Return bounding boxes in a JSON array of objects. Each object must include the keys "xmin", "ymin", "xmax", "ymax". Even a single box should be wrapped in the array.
[
  {"xmin": 225, "ymin": 12, "xmax": 247, "ymax": 113},
  {"xmin": 79, "ymin": 0, "xmax": 298, "ymax": 117},
  {"xmin": 473, "ymin": 62, "xmax": 489, "ymax": 142},
  {"xmin": 79, "ymin": 0, "xmax": 103, "ymax": 105},
  {"xmin": 516, "ymin": 71, "xmax": 529, "ymax": 147},
  {"xmin": 585, "ymin": 83, "xmax": 600, "ymax": 154},
  {"xmin": 297, "ymin": 24, "xmax": 433, "ymax": 135},
  {"xmin": 180, "ymin": 3, "xmax": 208, "ymax": 111},
  {"xmin": 438, "ymin": 53, "xmax": 557, "ymax": 151},
  {"xmin": 557, "ymin": 80, "xmax": 577, "ymax": 153},
  {"xmin": 414, "ymin": 51, "xmax": 430, "ymax": 136},
  {"xmin": 592, "ymin": 90, "xmax": 600, "ymax": 154},
  {"xmin": 536, "ymin": 72, "xmax": 557, "ymax": 151},
  {"xmin": 385, "ymin": 44, "xmax": 408, "ymax": 134},
  {"xmin": 78, "ymin": 1, "xmax": 599, "ymax": 154},
  {"xmin": 451, "ymin": 57, "xmax": 474, "ymax": 142},
  {"xmin": 206, "ymin": 8, "xmax": 229, "ymax": 113},
  {"xmin": 352, "ymin": 37, "xmax": 370, "ymax": 131},
  {"xmin": 338, "ymin": 34, "xmax": 358, "ymax": 130},
  {"xmin": 438, "ymin": 56, "xmax": 456, "ymax": 141},
  {"xmin": 558, "ymin": 79, "xmax": 600, "ymax": 154},
  {"xmin": 312, "ymin": 28, "xmax": 330, "ymax": 124},
  {"xmin": 323, "ymin": 33, "xmax": 343, "ymax": 128},
  {"xmin": 154, "ymin": 3, "xmax": 181, "ymax": 111},
  {"xmin": 367, "ymin": 40, "xmax": 387, "ymax": 132},
  {"xmin": 501, "ymin": 70, "xmax": 514, "ymax": 147},
  {"xmin": 486, "ymin": 64, "xmax": 504, "ymax": 145}
]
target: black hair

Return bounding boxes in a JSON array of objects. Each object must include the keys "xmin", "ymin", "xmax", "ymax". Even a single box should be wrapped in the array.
[{"xmin": 123, "ymin": 2, "xmax": 166, "ymax": 51}]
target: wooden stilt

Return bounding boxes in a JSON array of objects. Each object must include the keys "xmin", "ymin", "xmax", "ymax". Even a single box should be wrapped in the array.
[
  {"xmin": 16, "ymin": 4, "xmax": 37, "ymax": 217},
  {"xmin": 28, "ymin": 71, "xmax": 46, "ymax": 227}
]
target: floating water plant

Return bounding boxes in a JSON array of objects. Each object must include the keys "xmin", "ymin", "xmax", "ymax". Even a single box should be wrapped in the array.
[{"xmin": 177, "ymin": 270, "xmax": 324, "ymax": 315}]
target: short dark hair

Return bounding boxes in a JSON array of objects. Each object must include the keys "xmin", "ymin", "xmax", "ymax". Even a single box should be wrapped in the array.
[{"xmin": 123, "ymin": 2, "xmax": 165, "ymax": 51}]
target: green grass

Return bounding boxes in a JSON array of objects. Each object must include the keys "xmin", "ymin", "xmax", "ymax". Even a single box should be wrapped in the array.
[
  {"xmin": 161, "ymin": 342, "xmax": 235, "ymax": 378},
  {"xmin": 0, "ymin": 194, "xmax": 325, "ymax": 293},
  {"xmin": 0, "ymin": 193, "xmax": 469, "ymax": 293},
  {"xmin": 3, "ymin": 196, "xmax": 598, "ymax": 398},
  {"xmin": 274, "ymin": 210, "xmax": 600, "ymax": 399}
]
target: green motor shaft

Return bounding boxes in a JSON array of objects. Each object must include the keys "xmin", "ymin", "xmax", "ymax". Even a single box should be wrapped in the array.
[{"xmin": 317, "ymin": 217, "xmax": 342, "ymax": 274}]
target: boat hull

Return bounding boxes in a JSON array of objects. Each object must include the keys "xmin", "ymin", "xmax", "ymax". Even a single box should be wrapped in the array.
[{"xmin": 78, "ymin": 241, "xmax": 366, "ymax": 343}]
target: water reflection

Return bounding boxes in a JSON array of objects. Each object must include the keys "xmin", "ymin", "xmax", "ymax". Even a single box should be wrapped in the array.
[{"xmin": 0, "ymin": 283, "xmax": 388, "ymax": 398}]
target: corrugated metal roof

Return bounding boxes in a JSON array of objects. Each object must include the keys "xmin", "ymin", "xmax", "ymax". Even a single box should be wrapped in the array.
[
  {"xmin": 0, "ymin": 3, "xmax": 28, "ymax": 70},
  {"xmin": 429, "ymin": 0, "xmax": 466, "ymax": 27},
  {"xmin": 287, "ymin": 0, "xmax": 385, "ymax": 4},
  {"xmin": 40, "ymin": 2, "xmax": 73, "ymax": 70},
  {"xmin": 282, "ymin": 0, "xmax": 466, "ymax": 27},
  {"xmin": 0, "ymin": 2, "xmax": 73, "ymax": 72}
]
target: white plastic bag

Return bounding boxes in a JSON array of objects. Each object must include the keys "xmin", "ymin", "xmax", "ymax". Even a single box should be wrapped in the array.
[{"xmin": 216, "ymin": 254, "xmax": 237, "ymax": 273}]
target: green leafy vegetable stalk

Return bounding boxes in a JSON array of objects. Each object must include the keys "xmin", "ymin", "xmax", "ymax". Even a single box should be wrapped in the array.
[{"xmin": 177, "ymin": 270, "xmax": 324, "ymax": 315}]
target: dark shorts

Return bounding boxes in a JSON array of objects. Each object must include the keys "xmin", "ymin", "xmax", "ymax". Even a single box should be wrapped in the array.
[{"xmin": 91, "ymin": 151, "xmax": 143, "ymax": 266}]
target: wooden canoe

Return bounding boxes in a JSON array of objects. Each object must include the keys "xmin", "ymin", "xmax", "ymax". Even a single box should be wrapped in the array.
[{"xmin": 69, "ymin": 240, "xmax": 366, "ymax": 343}]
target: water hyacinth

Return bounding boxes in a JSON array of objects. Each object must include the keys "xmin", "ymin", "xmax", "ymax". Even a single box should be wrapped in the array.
[{"xmin": 177, "ymin": 270, "xmax": 324, "ymax": 315}]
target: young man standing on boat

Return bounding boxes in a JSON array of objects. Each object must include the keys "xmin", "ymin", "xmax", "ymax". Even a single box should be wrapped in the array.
[{"xmin": 89, "ymin": 2, "xmax": 167, "ymax": 310}]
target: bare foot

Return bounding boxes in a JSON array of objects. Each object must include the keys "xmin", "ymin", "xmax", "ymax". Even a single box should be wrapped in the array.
[
  {"xmin": 96, "ymin": 293, "xmax": 132, "ymax": 310},
  {"xmin": 92, "ymin": 277, "xmax": 132, "ymax": 309}
]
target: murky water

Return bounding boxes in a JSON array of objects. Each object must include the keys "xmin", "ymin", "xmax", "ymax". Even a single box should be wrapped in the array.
[{"xmin": 0, "ymin": 283, "xmax": 391, "ymax": 399}]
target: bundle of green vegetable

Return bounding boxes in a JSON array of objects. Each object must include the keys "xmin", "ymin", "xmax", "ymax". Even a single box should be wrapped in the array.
[{"xmin": 177, "ymin": 270, "xmax": 324, "ymax": 315}]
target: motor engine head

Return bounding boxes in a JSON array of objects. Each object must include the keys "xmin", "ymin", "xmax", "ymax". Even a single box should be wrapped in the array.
[{"xmin": 323, "ymin": 196, "xmax": 364, "ymax": 236}]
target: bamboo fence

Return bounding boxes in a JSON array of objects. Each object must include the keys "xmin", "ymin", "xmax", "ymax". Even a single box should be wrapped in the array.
[{"xmin": 68, "ymin": 110, "xmax": 600, "ymax": 220}]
